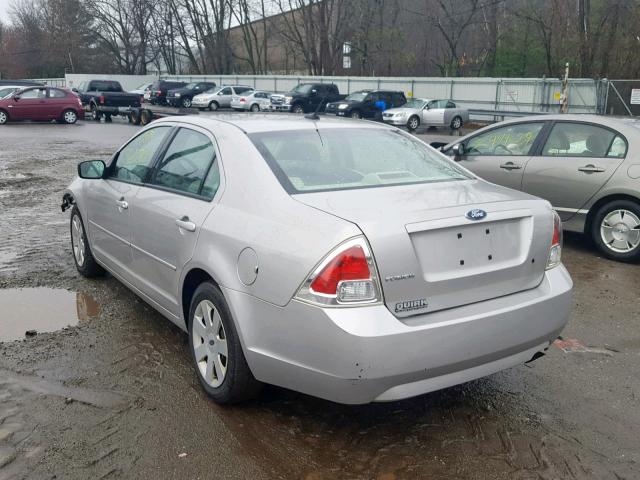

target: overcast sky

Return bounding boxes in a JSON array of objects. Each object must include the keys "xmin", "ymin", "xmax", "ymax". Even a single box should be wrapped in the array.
[{"xmin": 0, "ymin": 0, "xmax": 10, "ymax": 23}]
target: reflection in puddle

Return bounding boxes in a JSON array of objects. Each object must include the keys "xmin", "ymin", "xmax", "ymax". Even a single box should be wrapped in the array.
[{"xmin": 0, "ymin": 288, "xmax": 100, "ymax": 342}]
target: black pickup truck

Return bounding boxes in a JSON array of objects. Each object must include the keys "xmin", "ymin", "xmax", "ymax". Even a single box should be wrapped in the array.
[
  {"xmin": 270, "ymin": 83, "xmax": 346, "ymax": 113},
  {"xmin": 74, "ymin": 80, "xmax": 141, "ymax": 121}
]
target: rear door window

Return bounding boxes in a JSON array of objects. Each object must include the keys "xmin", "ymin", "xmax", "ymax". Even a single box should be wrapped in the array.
[
  {"xmin": 150, "ymin": 128, "xmax": 218, "ymax": 198},
  {"xmin": 49, "ymin": 89, "xmax": 67, "ymax": 98},
  {"xmin": 541, "ymin": 122, "xmax": 625, "ymax": 158},
  {"xmin": 110, "ymin": 126, "xmax": 172, "ymax": 183}
]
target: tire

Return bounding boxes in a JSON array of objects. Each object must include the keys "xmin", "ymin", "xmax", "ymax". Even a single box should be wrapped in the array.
[
  {"xmin": 140, "ymin": 109, "xmax": 153, "ymax": 126},
  {"xmin": 291, "ymin": 104, "xmax": 304, "ymax": 114},
  {"xmin": 450, "ymin": 115, "xmax": 463, "ymax": 130},
  {"xmin": 70, "ymin": 206, "xmax": 104, "ymax": 277},
  {"xmin": 250, "ymin": 103, "xmax": 260, "ymax": 112},
  {"xmin": 590, "ymin": 199, "xmax": 640, "ymax": 262},
  {"xmin": 350, "ymin": 110, "xmax": 362, "ymax": 119},
  {"xmin": 209, "ymin": 101, "xmax": 219, "ymax": 112},
  {"xmin": 181, "ymin": 97, "xmax": 192, "ymax": 108},
  {"xmin": 188, "ymin": 282, "xmax": 262, "ymax": 404},
  {"xmin": 90, "ymin": 105, "xmax": 101, "ymax": 121},
  {"xmin": 130, "ymin": 109, "xmax": 141, "ymax": 125},
  {"xmin": 0, "ymin": 109, "xmax": 8, "ymax": 125},
  {"xmin": 62, "ymin": 109, "xmax": 78, "ymax": 124},
  {"xmin": 407, "ymin": 115, "xmax": 420, "ymax": 131}
]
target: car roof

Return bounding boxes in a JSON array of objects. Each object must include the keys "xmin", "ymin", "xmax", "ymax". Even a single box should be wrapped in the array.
[
  {"xmin": 486, "ymin": 113, "xmax": 636, "ymax": 129},
  {"xmin": 154, "ymin": 113, "xmax": 394, "ymax": 134}
]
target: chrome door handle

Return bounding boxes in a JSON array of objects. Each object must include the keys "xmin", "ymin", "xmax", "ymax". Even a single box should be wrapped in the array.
[
  {"xmin": 116, "ymin": 199, "xmax": 128, "ymax": 210},
  {"xmin": 499, "ymin": 162, "xmax": 522, "ymax": 170},
  {"xmin": 176, "ymin": 217, "xmax": 196, "ymax": 232},
  {"xmin": 578, "ymin": 164, "xmax": 605, "ymax": 173}
]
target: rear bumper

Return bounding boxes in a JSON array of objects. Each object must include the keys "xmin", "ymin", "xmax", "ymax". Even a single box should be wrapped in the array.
[
  {"xmin": 230, "ymin": 102, "xmax": 249, "ymax": 110},
  {"xmin": 223, "ymin": 265, "xmax": 573, "ymax": 404}
]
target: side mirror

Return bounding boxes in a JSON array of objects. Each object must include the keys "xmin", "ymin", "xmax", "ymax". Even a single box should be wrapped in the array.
[
  {"xmin": 13, "ymin": 95, "xmax": 20, "ymax": 101},
  {"xmin": 72, "ymin": 88, "xmax": 79, "ymax": 93},
  {"xmin": 451, "ymin": 143, "xmax": 465, "ymax": 159},
  {"xmin": 78, "ymin": 160, "xmax": 106, "ymax": 179},
  {"xmin": 310, "ymin": 89, "xmax": 318, "ymax": 96}
]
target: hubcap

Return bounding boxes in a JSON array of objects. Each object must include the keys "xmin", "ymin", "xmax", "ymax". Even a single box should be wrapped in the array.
[
  {"xmin": 409, "ymin": 118, "xmax": 418, "ymax": 129},
  {"xmin": 453, "ymin": 118, "xmax": 461, "ymax": 128},
  {"xmin": 0, "ymin": 112, "xmax": 7, "ymax": 124},
  {"xmin": 600, "ymin": 209, "xmax": 640, "ymax": 253},
  {"xmin": 71, "ymin": 215, "xmax": 85, "ymax": 266},
  {"xmin": 192, "ymin": 300, "xmax": 228, "ymax": 388},
  {"xmin": 183, "ymin": 98, "xmax": 191, "ymax": 108},
  {"xmin": 65, "ymin": 111, "xmax": 76, "ymax": 123}
]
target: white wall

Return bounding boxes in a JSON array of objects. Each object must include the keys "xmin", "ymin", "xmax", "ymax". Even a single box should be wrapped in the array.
[{"xmin": 65, "ymin": 74, "xmax": 158, "ymax": 91}]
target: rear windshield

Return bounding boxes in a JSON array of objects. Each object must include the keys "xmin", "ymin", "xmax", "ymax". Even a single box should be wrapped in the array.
[
  {"xmin": 90, "ymin": 81, "xmax": 121, "ymax": 92},
  {"xmin": 250, "ymin": 128, "xmax": 471, "ymax": 193},
  {"xmin": 345, "ymin": 92, "xmax": 368, "ymax": 101}
]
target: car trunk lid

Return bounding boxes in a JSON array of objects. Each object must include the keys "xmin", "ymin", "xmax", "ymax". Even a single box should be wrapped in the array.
[{"xmin": 294, "ymin": 180, "xmax": 552, "ymax": 317}]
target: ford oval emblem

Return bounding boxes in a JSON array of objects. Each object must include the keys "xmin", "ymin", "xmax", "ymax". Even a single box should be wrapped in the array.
[{"xmin": 466, "ymin": 209, "xmax": 487, "ymax": 221}]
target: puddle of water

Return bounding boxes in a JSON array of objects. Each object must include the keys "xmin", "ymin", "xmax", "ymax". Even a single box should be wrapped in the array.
[{"xmin": 0, "ymin": 288, "xmax": 100, "ymax": 342}]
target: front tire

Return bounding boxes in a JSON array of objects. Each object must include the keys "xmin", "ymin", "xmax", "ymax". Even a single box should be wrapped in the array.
[
  {"xmin": 591, "ymin": 200, "xmax": 640, "ymax": 262},
  {"xmin": 350, "ymin": 110, "xmax": 362, "ymax": 119},
  {"xmin": 188, "ymin": 282, "xmax": 262, "ymax": 404},
  {"xmin": 181, "ymin": 97, "xmax": 192, "ymax": 108},
  {"xmin": 0, "ymin": 109, "xmax": 8, "ymax": 125},
  {"xmin": 209, "ymin": 101, "xmax": 219, "ymax": 112},
  {"xmin": 70, "ymin": 206, "xmax": 104, "ymax": 277},
  {"xmin": 450, "ymin": 115, "xmax": 463, "ymax": 130},
  {"xmin": 291, "ymin": 104, "xmax": 304, "ymax": 114},
  {"xmin": 407, "ymin": 115, "xmax": 420, "ymax": 131},
  {"xmin": 62, "ymin": 109, "xmax": 78, "ymax": 124},
  {"xmin": 90, "ymin": 105, "xmax": 101, "ymax": 121}
]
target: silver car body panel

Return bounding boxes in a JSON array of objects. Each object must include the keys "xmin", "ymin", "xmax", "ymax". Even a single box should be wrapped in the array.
[
  {"xmin": 66, "ymin": 114, "xmax": 572, "ymax": 404},
  {"xmin": 192, "ymin": 85, "xmax": 253, "ymax": 109},
  {"xmin": 230, "ymin": 91, "xmax": 273, "ymax": 111},
  {"xmin": 444, "ymin": 114, "xmax": 640, "ymax": 233}
]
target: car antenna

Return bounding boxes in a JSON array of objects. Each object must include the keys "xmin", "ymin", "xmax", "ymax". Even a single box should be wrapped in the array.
[{"xmin": 305, "ymin": 96, "xmax": 326, "ymax": 120}]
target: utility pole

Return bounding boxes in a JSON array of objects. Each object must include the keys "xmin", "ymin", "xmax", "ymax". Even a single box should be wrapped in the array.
[
  {"xmin": 578, "ymin": 0, "xmax": 590, "ymax": 76},
  {"xmin": 561, "ymin": 62, "xmax": 570, "ymax": 113}
]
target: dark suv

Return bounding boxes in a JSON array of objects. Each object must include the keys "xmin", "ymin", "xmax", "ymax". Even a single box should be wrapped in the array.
[
  {"xmin": 148, "ymin": 80, "xmax": 187, "ymax": 106},
  {"xmin": 325, "ymin": 90, "xmax": 407, "ymax": 119},
  {"xmin": 166, "ymin": 81, "xmax": 217, "ymax": 108}
]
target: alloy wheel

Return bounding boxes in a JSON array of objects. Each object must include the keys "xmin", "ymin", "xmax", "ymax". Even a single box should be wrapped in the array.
[
  {"xmin": 0, "ymin": 111, "xmax": 7, "ymax": 124},
  {"xmin": 250, "ymin": 104, "xmax": 260, "ymax": 112},
  {"xmin": 451, "ymin": 116, "xmax": 462, "ymax": 129},
  {"xmin": 408, "ymin": 117, "xmax": 419, "ymax": 130},
  {"xmin": 71, "ymin": 214, "xmax": 86, "ymax": 267},
  {"xmin": 192, "ymin": 300, "xmax": 228, "ymax": 388},
  {"xmin": 64, "ymin": 110, "xmax": 77, "ymax": 124},
  {"xmin": 182, "ymin": 97, "xmax": 192, "ymax": 108},
  {"xmin": 600, "ymin": 209, "xmax": 640, "ymax": 253}
]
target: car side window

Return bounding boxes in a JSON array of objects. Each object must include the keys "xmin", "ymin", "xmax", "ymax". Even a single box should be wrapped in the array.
[
  {"xmin": 446, "ymin": 101, "xmax": 456, "ymax": 108},
  {"xmin": 465, "ymin": 122, "xmax": 544, "ymax": 156},
  {"xmin": 49, "ymin": 89, "xmax": 67, "ymax": 98},
  {"xmin": 151, "ymin": 128, "xmax": 217, "ymax": 197},
  {"xmin": 542, "ymin": 122, "xmax": 620, "ymax": 158},
  {"xmin": 607, "ymin": 136, "xmax": 627, "ymax": 158},
  {"xmin": 110, "ymin": 126, "xmax": 172, "ymax": 183},
  {"xmin": 426, "ymin": 100, "xmax": 438, "ymax": 109},
  {"xmin": 220, "ymin": 87, "xmax": 232, "ymax": 95},
  {"xmin": 20, "ymin": 88, "xmax": 47, "ymax": 99}
]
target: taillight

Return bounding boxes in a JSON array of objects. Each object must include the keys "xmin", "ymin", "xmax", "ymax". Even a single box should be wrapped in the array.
[
  {"xmin": 295, "ymin": 237, "xmax": 383, "ymax": 306},
  {"xmin": 240, "ymin": 97, "xmax": 246, "ymax": 103},
  {"xmin": 156, "ymin": 90, "xmax": 162, "ymax": 95},
  {"xmin": 546, "ymin": 211, "xmax": 563, "ymax": 269},
  {"xmin": 99, "ymin": 95, "xmax": 105, "ymax": 104}
]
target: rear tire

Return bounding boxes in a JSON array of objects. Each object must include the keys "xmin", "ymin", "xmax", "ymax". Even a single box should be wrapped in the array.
[
  {"xmin": 0, "ymin": 109, "xmax": 8, "ymax": 125},
  {"xmin": 291, "ymin": 104, "xmax": 304, "ymax": 114},
  {"xmin": 140, "ymin": 109, "xmax": 153, "ymax": 125},
  {"xmin": 62, "ymin": 109, "xmax": 78, "ymax": 124},
  {"xmin": 450, "ymin": 115, "xmax": 463, "ymax": 130},
  {"xmin": 250, "ymin": 103, "xmax": 260, "ymax": 112},
  {"xmin": 407, "ymin": 115, "xmax": 420, "ymax": 131},
  {"xmin": 130, "ymin": 109, "xmax": 141, "ymax": 125},
  {"xmin": 70, "ymin": 206, "xmax": 104, "ymax": 277},
  {"xmin": 90, "ymin": 105, "xmax": 101, "ymax": 121},
  {"xmin": 188, "ymin": 282, "xmax": 262, "ymax": 404},
  {"xmin": 590, "ymin": 199, "xmax": 640, "ymax": 263}
]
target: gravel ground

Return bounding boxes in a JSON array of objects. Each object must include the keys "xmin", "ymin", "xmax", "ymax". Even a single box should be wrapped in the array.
[{"xmin": 0, "ymin": 119, "xmax": 638, "ymax": 480}]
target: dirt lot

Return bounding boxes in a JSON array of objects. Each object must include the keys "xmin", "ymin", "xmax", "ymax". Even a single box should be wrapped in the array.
[{"xmin": 0, "ymin": 119, "xmax": 638, "ymax": 480}]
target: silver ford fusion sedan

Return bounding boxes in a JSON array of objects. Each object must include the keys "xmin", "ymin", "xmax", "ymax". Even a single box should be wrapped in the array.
[{"xmin": 62, "ymin": 115, "xmax": 572, "ymax": 405}]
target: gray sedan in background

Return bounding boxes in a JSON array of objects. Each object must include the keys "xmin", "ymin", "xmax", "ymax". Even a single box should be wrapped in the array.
[
  {"xmin": 441, "ymin": 114, "xmax": 640, "ymax": 262},
  {"xmin": 383, "ymin": 98, "xmax": 469, "ymax": 131},
  {"xmin": 230, "ymin": 90, "xmax": 273, "ymax": 112},
  {"xmin": 62, "ymin": 115, "xmax": 572, "ymax": 405}
]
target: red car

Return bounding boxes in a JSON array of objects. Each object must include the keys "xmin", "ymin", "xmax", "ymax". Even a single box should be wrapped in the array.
[{"xmin": 0, "ymin": 86, "xmax": 84, "ymax": 125}]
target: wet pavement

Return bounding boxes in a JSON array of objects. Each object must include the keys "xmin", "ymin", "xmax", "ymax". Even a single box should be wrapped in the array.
[{"xmin": 0, "ymin": 120, "xmax": 639, "ymax": 479}]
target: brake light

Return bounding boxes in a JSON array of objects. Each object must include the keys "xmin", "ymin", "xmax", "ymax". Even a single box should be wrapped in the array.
[
  {"xmin": 296, "ymin": 237, "xmax": 382, "ymax": 306},
  {"xmin": 240, "ymin": 97, "xmax": 246, "ymax": 103},
  {"xmin": 156, "ymin": 90, "xmax": 162, "ymax": 95},
  {"xmin": 98, "ymin": 95, "xmax": 105, "ymax": 104},
  {"xmin": 546, "ymin": 211, "xmax": 563, "ymax": 269}
]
